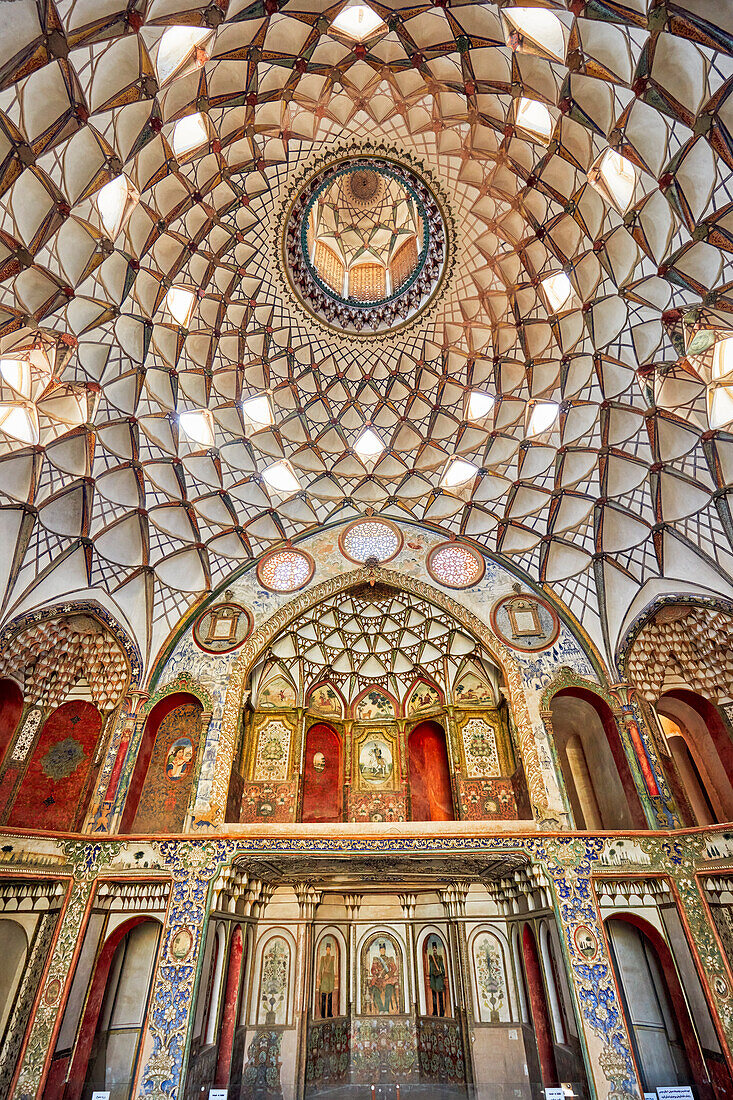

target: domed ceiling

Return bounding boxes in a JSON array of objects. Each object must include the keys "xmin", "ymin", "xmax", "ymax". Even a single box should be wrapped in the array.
[{"xmin": 0, "ymin": 0, "xmax": 731, "ymax": 673}]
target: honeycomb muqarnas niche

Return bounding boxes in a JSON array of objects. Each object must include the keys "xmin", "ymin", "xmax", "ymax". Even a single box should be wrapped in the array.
[{"xmin": 1, "ymin": 3, "xmax": 733, "ymax": 1100}]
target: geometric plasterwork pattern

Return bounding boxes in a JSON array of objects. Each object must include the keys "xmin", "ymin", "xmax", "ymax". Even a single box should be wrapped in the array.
[
  {"xmin": 625, "ymin": 603, "xmax": 733, "ymax": 702},
  {"xmin": 0, "ymin": 3, "xmax": 731, "ymax": 675}
]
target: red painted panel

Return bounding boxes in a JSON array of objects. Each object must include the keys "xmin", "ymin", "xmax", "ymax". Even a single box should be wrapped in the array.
[
  {"xmin": 8, "ymin": 701, "xmax": 102, "ymax": 832},
  {"xmin": 0, "ymin": 679, "xmax": 22, "ymax": 765},
  {"xmin": 130, "ymin": 700, "xmax": 202, "ymax": 834},
  {"xmin": 522, "ymin": 924, "xmax": 559, "ymax": 1087},
  {"xmin": 408, "ymin": 721, "xmax": 454, "ymax": 821},
  {"xmin": 301, "ymin": 724, "xmax": 342, "ymax": 823}
]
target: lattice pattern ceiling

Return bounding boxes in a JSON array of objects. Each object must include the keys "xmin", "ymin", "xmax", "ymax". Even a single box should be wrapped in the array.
[
  {"xmin": 253, "ymin": 581, "xmax": 501, "ymax": 709},
  {"xmin": 0, "ymin": 0, "xmax": 731, "ymax": 672}
]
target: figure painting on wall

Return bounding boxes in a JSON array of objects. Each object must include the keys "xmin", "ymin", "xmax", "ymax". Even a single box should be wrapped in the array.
[
  {"xmin": 316, "ymin": 935, "xmax": 339, "ymax": 1018},
  {"xmin": 363, "ymin": 936, "xmax": 401, "ymax": 1015},
  {"xmin": 358, "ymin": 735, "xmax": 394, "ymax": 788},
  {"xmin": 165, "ymin": 737, "xmax": 194, "ymax": 780},
  {"xmin": 308, "ymin": 683, "xmax": 343, "ymax": 718},
  {"xmin": 454, "ymin": 671, "xmax": 494, "ymax": 706},
  {"xmin": 406, "ymin": 680, "xmax": 441, "ymax": 716},
  {"xmin": 426, "ymin": 936, "xmax": 448, "ymax": 1017},
  {"xmin": 259, "ymin": 675, "xmax": 297, "ymax": 708}
]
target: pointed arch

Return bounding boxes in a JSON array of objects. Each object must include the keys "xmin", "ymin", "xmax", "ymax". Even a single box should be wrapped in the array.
[{"xmin": 208, "ymin": 567, "xmax": 562, "ymax": 825}]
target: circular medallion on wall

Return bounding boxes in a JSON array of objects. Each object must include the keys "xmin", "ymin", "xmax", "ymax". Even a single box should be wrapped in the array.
[
  {"xmin": 257, "ymin": 548, "xmax": 315, "ymax": 592},
  {"xmin": 170, "ymin": 927, "xmax": 193, "ymax": 961},
  {"xmin": 43, "ymin": 978, "xmax": 61, "ymax": 1006},
  {"xmin": 193, "ymin": 601, "xmax": 252, "ymax": 653},
  {"xmin": 490, "ymin": 590, "xmax": 560, "ymax": 652},
  {"xmin": 427, "ymin": 542, "xmax": 485, "ymax": 589},
  {"xmin": 573, "ymin": 924, "xmax": 599, "ymax": 962},
  {"xmin": 340, "ymin": 518, "xmax": 403, "ymax": 564}
]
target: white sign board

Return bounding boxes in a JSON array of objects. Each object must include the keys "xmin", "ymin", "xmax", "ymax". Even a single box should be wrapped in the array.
[
  {"xmin": 657, "ymin": 1089, "xmax": 694, "ymax": 1100},
  {"xmin": 645, "ymin": 1093, "xmax": 657, "ymax": 1100},
  {"xmin": 91, "ymin": 1093, "xmax": 110, "ymax": 1100},
  {"xmin": 209, "ymin": 1091, "xmax": 228, "ymax": 1100},
  {"xmin": 545, "ymin": 1089, "xmax": 566, "ymax": 1100}
]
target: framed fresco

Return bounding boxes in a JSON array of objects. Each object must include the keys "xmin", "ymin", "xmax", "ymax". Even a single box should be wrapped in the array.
[
  {"xmin": 193, "ymin": 600, "xmax": 252, "ymax": 654},
  {"xmin": 355, "ymin": 730, "xmax": 397, "ymax": 791},
  {"xmin": 360, "ymin": 933, "xmax": 403, "ymax": 1016},
  {"xmin": 421, "ymin": 932, "xmax": 451, "ymax": 1018},
  {"xmin": 353, "ymin": 689, "xmax": 395, "ymax": 721},
  {"xmin": 459, "ymin": 716, "xmax": 501, "ymax": 778},
  {"xmin": 314, "ymin": 932, "xmax": 342, "ymax": 1019},
  {"xmin": 258, "ymin": 674, "xmax": 297, "ymax": 708},
  {"xmin": 257, "ymin": 935, "xmax": 291, "ymax": 1025},
  {"xmin": 405, "ymin": 679, "xmax": 442, "ymax": 717},
  {"xmin": 471, "ymin": 929, "xmax": 510, "ymax": 1023},
  {"xmin": 490, "ymin": 592, "xmax": 559, "ymax": 653},
  {"xmin": 252, "ymin": 718, "xmax": 293, "ymax": 782},
  {"xmin": 307, "ymin": 682, "xmax": 344, "ymax": 719}
]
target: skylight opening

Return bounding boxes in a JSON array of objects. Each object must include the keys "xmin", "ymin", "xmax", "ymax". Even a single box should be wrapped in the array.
[
  {"xmin": 526, "ymin": 401, "xmax": 560, "ymax": 438},
  {"xmin": 503, "ymin": 8, "xmax": 566, "ymax": 62},
  {"xmin": 331, "ymin": 2, "xmax": 385, "ymax": 41},
  {"xmin": 354, "ymin": 426, "xmax": 385, "ymax": 461},
  {"xmin": 541, "ymin": 272, "xmax": 575, "ymax": 314},
  {"xmin": 515, "ymin": 97, "xmax": 553, "ymax": 143},
  {"xmin": 242, "ymin": 394, "xmax": 274, "ymax": 433},
  {"xmin": 166, "ymin": 286, "xmax": 196, "ymax": 327},
  {"xmin": 179, "ymin": 409, "xmax": 214, "ymax": 446},
  {"xmin": 0, "ymin": 402, "xmax": 39, "ymax": 445},
  {"xmin": 466, "ymin": 391, "xmax": 495, "ymax": 421},
  {"xmin": 172, "ymin": 112, "xmax": 209, "ymax": 157},
  {"xmin": 156, "ymin": 26, "xmax": 211, "ymax": 85},
  {"xmin": 95, "ymin": 174, "xmax": 139, "ymax": 239},
  {"xmin": 440, "ymin": 457, "xmax": 478, "ymax": 490},
  {"xmin": 589, "ymin": 148, "xmax": 637, "ymax": 214},
  {"xmin": 0, "ymin": 359, "xmax": 31, "ymax": 400},
  {"xmin": 262, "ymin": 460, "xmax": 301, "ymax": 494}
]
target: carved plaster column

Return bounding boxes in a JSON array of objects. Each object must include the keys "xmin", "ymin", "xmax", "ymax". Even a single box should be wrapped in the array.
[
  {"xmin": 294, "ymin": 882, "xmax": 322, "ymax": 1100},
  {"xmin": 609, "ymin": 683, "xmax": 683, "ymax": 828},
  {"xmin": 399, "ymin": 893, "xmax": 418, "ymax": 1014},
  {"xmin": 439, "ymin": 881, "xmax": 475, "ymax": 1095},
  {"xmin": 345, "ymin": 893, "xmax": 361, "ymax": 1014},
  {"xmin": 541, "ymin": 853, "xmax": 643, "ymax": 1100}
]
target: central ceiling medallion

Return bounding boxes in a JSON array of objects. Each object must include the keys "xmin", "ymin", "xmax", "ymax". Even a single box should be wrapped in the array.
[{"xmin": 279, "ymin": 150, "xmax": 452, "ymax": 338}]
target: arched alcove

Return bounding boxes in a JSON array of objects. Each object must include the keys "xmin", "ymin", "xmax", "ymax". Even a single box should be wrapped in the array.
[
  {"xmin": 121, "ymin": 692, "xmax": 203, "ymax": 834},
  {"xmin": 300, "ymin": 723, "xmax": 342, "ymax": 823},
  {"xmin": 656, "ymin": 690, "xmax": 733, "ymax": 824},
  {"xmin": 6, "ymin": 700, "xmax": 103, "ymax": 832},
  {"xmin": 606, "ymin": 915, "xmax": 703, "ymax": 1096},
  {"xmin": 0, "ymin": 919, "xmax": 27, "ymax": 1037},
  {"xmin": 550, "ymin": 688, "xmax": 645, "ymax": 830},
  {"xmin": 408, "ymin": 720, "xmax": 454, "ymax": 821},
  {"xmin": 63, "ymin": 917, "xmax": 161, "ymax": 1100},
  {"xmin": 0, "ymin": 679, "xmax": 23, "ymax": 766}
]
